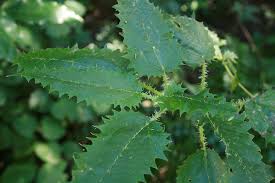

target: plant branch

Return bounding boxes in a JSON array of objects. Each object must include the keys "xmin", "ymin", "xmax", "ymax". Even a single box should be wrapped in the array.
[
  {"xmin": 150, "ymin": 108, "xmax": 167, "ymax": 121},
  {"xmin": 200, "ymin": 61, "xmax": 208, "ymax": 91},
  {"xmin": 198, "ymin": 124, "xmax": 207, "ymax": 152},
  {"xmin": 140, "ymin": 82, "xmax": 162, "ymax": 96},
  {"xmin": 223, "ymin": 63, "xmax": 255, "ymax": 98}
]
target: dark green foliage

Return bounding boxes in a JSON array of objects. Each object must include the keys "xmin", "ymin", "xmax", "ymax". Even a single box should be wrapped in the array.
[
  {"xmin": 0, "ymin": 163, "xmax": 37, "ymax": 183},
  {"xmin": 208, "ymin": 114, "xmax": 272, "ymax": 183},
  {"xmin": 1, "ymin": 0, "xmax": 275, "ymax": 182},
  {"xmin": 155, "ymin": 81, "xmax": 234, "ymax": 118},
  {"xmin": 15, "ymin": 48, "xmax": 143, "ymax": 107},
  {"xmin": 177, "ymin": 149, "xmax": 229, "ymax": 182},
  {"xmin": 246, "ymin": 90, "xmax": 275, "ymax": 144},
  {"xmin": 114, "ymin": 0, "xmax": 214, "ymax": 76},
  {"xmin": 72, "ymin": 112, "xmax": 169, "ymax": 183}
]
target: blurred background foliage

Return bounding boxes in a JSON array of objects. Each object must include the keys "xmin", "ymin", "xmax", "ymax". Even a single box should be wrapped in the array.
[{"xmin": 0, "ymin": 0, "xmax": 274, "ymax": 182}]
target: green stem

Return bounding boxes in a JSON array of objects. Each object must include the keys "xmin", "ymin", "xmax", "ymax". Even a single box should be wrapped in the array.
[
  {"xmin": 163, "ymin": 73, "xmax": 169, "ymax": 86},
  {"xmin": 200, "ymin": 62, "xmax": 208, "ymax": 91},
  {"xmin": 223, "ymin": 63, "xmax": 234, "ymax": 79},
  {"xmin": 150, "ymin": 108, "xmax": 167, "ymax": 121},
  {"xmin": 223, "ymin": 63, "xmax": 255, "ymax": 98},
  {"xmin": 198, "ymin": 124, "xmax": 207, "ymax": 152},
  {"xmin": 140, "ymin": 82, "xmax": 162, "ymax": 96},
  {"xmin": 238, "ymin": 83, "xmax": 255, "ymax": 98}
]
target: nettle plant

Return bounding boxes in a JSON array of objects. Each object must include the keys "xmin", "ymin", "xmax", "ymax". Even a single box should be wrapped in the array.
[{"xmin": 14, "ymin": 0, "xmax": 275, "ymax": 182}]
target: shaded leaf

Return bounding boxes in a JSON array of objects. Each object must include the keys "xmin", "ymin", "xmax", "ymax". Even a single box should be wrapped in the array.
[
  {"xmin": 246, "ymin": 90, "xmax": 275, "ymax": 143},
  {"xmin": 0, "ymin": 28, "xmax": 16, "ymax": 61},
  {"xmin": 72, "ymin": 111, "xmax": 169, "ymax": 183},
  {"xmin": 3, "ymin": 0, "xmax": 83, "ymax": 25},
  {"xmin": 0, "ymin": 124, "xmax": 13, "ymax": 150},
  {"xmin": 177, "ymin": 149, "xmax": 230, "ymax": 183},
  {"xmin": 62, "ymin": 141, "xmax": 82, "ymax": 160},
  {"xmin": 13, "ymin": 114, "xmax": 37, "ymax": 139},
  {"xmin": 156, "ymin": 82, "xmax": 272, "ymax": 182},
  {"xmin": 40, "ymin": 117, "xmax": 65, "ymax": 140},
  {"xmin": 51, "ymin": 97, "xmax": 79, "ymax": 121},
  {"xmin": 0, "ymin": 163, "xmax": 37, "ymax": 183},
  {"xmin": 37, "ymin": 162, "xmax": 67, "ymax": 183},
  {"xmin": 207, "ymin": 114, "xmax": 272, "ymax": 183}
]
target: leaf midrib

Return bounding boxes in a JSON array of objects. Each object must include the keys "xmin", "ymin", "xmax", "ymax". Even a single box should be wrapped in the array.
[
  {"xmin": 99, "ymin": 121, "xmax": 152, "ymax": 183},
  {"xmin": 23, "ymin": 72, "xmax": 141, "ymax": 96}
]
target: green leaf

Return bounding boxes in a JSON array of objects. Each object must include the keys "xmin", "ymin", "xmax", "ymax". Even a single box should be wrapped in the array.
[
  {"xmin": 13, "ymin": 114, "xmax": 38, "ymax": 139},
  {"xmin": 0, "ymin": 88, "xmax": 7, "ymax": 106},
  {"xmin": 72, "ymin": 111, "xmax": 169, "ymax": 183},
  {"xmin": 15, "ymin": 48, "xmax": 143, "ymax": 107},
  {"xmin": 246, "ymin": 90, "xmax": 275, "ymax": 143},
  {"xmin": 51, "ymin": 97, "xmax": 96, "ymax": 123},
  {"xmin": 65, "ymin": 0, "xmax": 86, "ymax": 16},
  {"xmin": 40, "ymin": 117, "xmax": 65, "ymax": 141},
  {"xmin": 207, "ymin": 114, "xmax": 272, "ymax": 183},
  {"xmin": 62, "ymin": 141, "xmax": 82, "ymax": 160},
  {"xmin": 34, "ymin": 142, "xmax": 62, "ymax": 164},
  {"xmin": 171, "ymin": 16, "xmax": 215, "ymax": 66},
  {"xmin": 0, "ymin": 163, "xmax": 37, "ymax": 183},
  {"xmin": 45, "ymin": 23, "xmax": 71, "ymax": 38},
  {"xmin": 0, "ymin": 124, "xmax": 13, "ymax": 150},
  {"xmin": 177, "ymin": 149, "xmax": 230, "ymax": 183},
  {"xmin": 12, "ymin": 134, "xmax": 34, "ymax": 159},
  {"xmin": 0, "ymin": 15, "xmax": 42, "ymax": 50},
  {"xmin": 154, "ymin": 82, "xmax": 234, "ymax": 118},
  {"xmin": 37, "ymin": 162, "xmax": 67, "ymax": 183},
  {"xmin": 0, "ymin": 28, "xmax": 17, "ymax": 61},
  {"xmin": 156, "ymin": 82, "xmax": 272, "ymax": 182},
  {"xmin": 115, "ymin": 0, "xmax": 214, "ymax": 76},
  {"xmin": 29, "ymin": 89, "xmax": 51, "ymax": 112},
  {"xmin": 3, "ymin": 0, "xmax": 83, "ymax": 25},
  {"xmin": 0, "ymin": 14, "xmax": 42, "ymax": 61},
  {"xmin": 51, "ymin": 97, "xmax": 79, "ymax": 121}
]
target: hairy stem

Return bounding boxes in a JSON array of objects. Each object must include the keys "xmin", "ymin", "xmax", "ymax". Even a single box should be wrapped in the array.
[
  {"xmin": 198, "ymin": 124, "xmax": 207, "ymax": 152},
  {"xmin": 150, "ymin": 108, "xmax": 167, "ymax": 121},
  {"xmin": 163, "ymin": 73, "xmax": 169, "ymax": 86},
  {"xmin": 200, "ymin": 62, "xmax": 208, "ymax": 90},
  {"xmin": 140, "ymin": 82, "xmax": 162, "ymax": 96}
]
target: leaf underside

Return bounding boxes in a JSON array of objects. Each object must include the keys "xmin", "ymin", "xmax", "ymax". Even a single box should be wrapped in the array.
[
  {"xmin": 72, "ymin": 111, "xmax": 169, "ymax": 183},
  {"xmin": 15, "ymin": 48, "xmax": 143, "ymax": 107},
  {"xmin": 115, "ymin": 0, "xmax": 215, "ymax": 76}
]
